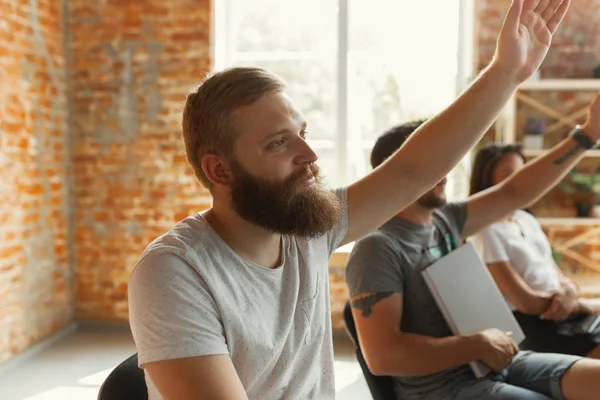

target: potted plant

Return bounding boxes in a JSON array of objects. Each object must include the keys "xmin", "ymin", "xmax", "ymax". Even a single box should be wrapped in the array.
[
  {"xmin": 523, "ymin": 115, "xmax": 547, "ymax": 151},
  {"xmin": 559, "ymin": 169, "xmax": 600, "ymax": 217}
]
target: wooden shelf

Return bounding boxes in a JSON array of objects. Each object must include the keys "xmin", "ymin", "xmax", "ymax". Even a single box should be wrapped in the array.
[
  {"xmin": 523, "ymin": 149, "xmax": 600, "ymax": 157},
  {"xmin": 496, "ymin": 79, "xmax": 600, "ymax": 278},
  {"xmin": 520, "ymin": 79, "xmax": 600, "ymax": 91},
  {"xmin": 538, "ymin": 217, "xmax": 600, "ymax": 226}
]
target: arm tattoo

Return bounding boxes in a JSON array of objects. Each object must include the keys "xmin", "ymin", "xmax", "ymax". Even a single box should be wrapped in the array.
[
  {"xmin": 553, "ymin": 142, "xmax": 583, "ymax": 165},
  {"xmin": 351, "ymin": 292, "xmax": 395, "ymax": 317}
]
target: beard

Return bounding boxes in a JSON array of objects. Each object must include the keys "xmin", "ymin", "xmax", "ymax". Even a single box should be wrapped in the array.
[
  {"xmin": 417, "ymin": 189, "xmax": 447, "ymax": 209},
  {"xmin": 229, "ymin": 160, "xmax": 342, "ymax": 239}
]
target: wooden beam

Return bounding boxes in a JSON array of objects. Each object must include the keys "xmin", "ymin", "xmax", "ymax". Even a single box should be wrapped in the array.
[
  {"xmin": 545, "ymin": 107, "xmax": 589, "ymax": 136},
  {"xmin": 552, "ymin": 227, "xmax": 600, "ymax": 251},
  {"xmin": 516, "ymin": 92, "xmax": 580, "ymax": 125},
  {"xmin": 559, "ymin": 248, "xmax": 600, "ymax": 274}
]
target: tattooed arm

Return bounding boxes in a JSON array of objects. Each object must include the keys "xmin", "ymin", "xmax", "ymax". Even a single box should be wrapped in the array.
[
  {"xmin": 350, "ymin": 292, "xmax": 494, "ymax": 376},
  {"xmin": 462, "ymin": 92, "xmax": 600, "ymax": 239}
]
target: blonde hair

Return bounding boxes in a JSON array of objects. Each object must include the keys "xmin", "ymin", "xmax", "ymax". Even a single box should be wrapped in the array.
[{"xmin": 182, "ymin": 67, "xmax": 286, "ymax": 189}]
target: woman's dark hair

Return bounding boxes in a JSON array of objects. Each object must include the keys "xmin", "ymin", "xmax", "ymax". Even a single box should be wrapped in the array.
[{"xmin": 469, "ymin": 142, "xmax": 526, "ymax": 196}]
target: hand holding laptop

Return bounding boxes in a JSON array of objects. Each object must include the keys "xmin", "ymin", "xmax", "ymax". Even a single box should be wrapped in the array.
[
  {"xmin": 421, "ymin": 242, "xmax": 526, "ymax": 377},
  {"xmin": 472, "ymin": 329, "xmax": 520, "ymax": 373}
]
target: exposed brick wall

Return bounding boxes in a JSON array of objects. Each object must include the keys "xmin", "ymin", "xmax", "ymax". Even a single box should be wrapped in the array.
[
  {"xmin": 68, "ymin": 0, "xmax": 213, "ymax": 321},
  {"xmin": 476, "ymin": 0, "xmax": 600, "ymax": 78},
  {"xmin": 0, "ymin": 0, "xmax": 73, "ymax": 363}
]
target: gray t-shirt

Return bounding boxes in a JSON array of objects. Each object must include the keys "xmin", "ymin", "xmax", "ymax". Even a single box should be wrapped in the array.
[
  {"xmin": 128, "ymin": 189, "xmax": 348, "ymax": 400},
  {"xmin": 346, "ymin": 202, "xmax": 474, "ymax": 400}
]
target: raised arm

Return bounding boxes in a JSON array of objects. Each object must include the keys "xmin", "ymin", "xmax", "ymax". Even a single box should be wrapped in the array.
[
  {"xmin": 341, "ymin": 0, "xmax": 570, "ymax": 246},
  {"xmin": 462, "ymin": 92, "xmax": 600, "ymax": 238}
]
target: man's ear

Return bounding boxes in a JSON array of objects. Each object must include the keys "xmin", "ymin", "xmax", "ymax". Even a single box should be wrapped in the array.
[{"xmin": 201, "ymin": 153, "xmax": 233, "ymax": 187}]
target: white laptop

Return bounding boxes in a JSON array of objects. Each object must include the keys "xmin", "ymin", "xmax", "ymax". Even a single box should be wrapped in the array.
[{"xmin": 421, "ymin": 242, "xmax": 525, "ymax": 378}]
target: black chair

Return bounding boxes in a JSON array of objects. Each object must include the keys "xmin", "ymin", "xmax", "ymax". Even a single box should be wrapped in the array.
[
  {"xmin": 343, "ymin": 301, "xmax": 397, "ymax": 400},
  {"xmin": 98, "ymin": 353, "xmax": 148, "ymax": 400}
]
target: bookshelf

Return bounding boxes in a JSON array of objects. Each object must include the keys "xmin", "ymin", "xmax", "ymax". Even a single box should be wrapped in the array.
[{"xmin": 495, "ymin": 79, "xmax": 600, "ymax": 275}]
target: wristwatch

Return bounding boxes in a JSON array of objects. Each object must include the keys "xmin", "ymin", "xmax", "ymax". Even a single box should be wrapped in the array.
[{"xmin": 570, "ymin": 125, "xmax": 600, "ymax": 150}]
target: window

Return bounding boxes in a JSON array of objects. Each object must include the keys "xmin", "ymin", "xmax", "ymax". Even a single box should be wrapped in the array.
[{"xmin": 213, "ymin": 0, "xmax": 475, "ymax": 199}]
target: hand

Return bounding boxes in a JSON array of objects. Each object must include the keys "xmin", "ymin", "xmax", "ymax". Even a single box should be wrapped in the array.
[
  {"xmin": 582, "ymin": 92, "xmax": 600, "ymax": 140},
  {"xmin": 541, "ymin": 289, "xmax": 578, "ymax": 321},
  {"xmin": 559, "ymin": 274, "xmax": 580, "ymax": 296},
  {"xmin": 474, "ymin": 329, "xmax": 520, "ymax": 373},
  {"xmin": 494, "ymin": 0, "xmax": 571, "ymax": 83}
]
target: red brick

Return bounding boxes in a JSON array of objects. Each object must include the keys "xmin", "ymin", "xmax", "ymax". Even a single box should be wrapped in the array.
[{"xmin": 0, "ymin": 0, "xmax": 73, "ymax": 364}]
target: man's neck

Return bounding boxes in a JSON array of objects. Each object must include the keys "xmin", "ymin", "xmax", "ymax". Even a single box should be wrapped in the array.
[
  {"xmin": 204, "ymin": 204, "xmax": 283, "ymax": 269},
  {"xmin": 395, "ymin": 203, "xmax": 435, "ymax": 226}
]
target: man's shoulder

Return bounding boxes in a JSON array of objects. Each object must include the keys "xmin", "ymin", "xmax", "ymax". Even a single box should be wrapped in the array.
[
  {"xmin": 435, "ymin": 201, "xmax": 466, "ymax": 220},
  {"xmin": 352, "ymin": 228, "xmax": 398, "ymax": 250},
  {"xmin": 134, "ymin": 214, "xmax": 225, "ymax": 278},
  {"xmin": 434, "ymin": 202, "xmax": 466, "ymax": 232},
  {"xmin": 348, "ymin": 227, "xmax": 408, "ymax": 266},
  {"xmin": 142, "ymin": 214, "xmax": 209, "ymax": 257}
]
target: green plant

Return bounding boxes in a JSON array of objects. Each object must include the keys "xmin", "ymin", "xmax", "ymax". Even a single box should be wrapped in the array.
[
  {"xmin": 551, "ymin": 248, "xmax": 562, "ymax": 265},
  {"xmin": 559, "ymin": 169, "xmax": 600, "ymax": 204}
]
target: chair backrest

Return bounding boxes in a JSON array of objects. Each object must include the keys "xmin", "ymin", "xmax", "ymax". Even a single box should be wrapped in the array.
[
  {"xmin": 343, "ymin": 301, "xmax": 397, "ymax": 400},
  {"xmin": 98, "ymin": 353, "xmax": 148, "ymax": 400}
]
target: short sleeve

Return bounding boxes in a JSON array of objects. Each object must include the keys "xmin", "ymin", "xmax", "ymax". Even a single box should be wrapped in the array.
[
  {"xmin": 476, "ymin": 227, "xmax": 510, "ymax": 264},
  {"xmin": 440, "ymin": 201, "xmax": 468, "ymax": 234},
  {"xmin": 325, "ymin": 187, "xmax": 349, "ymax": 255},
  {"xmin": 345, "ymin": 232, "xmax": 405, "ymax": 297},
  {"xmin": 128, "ymin": 252, "xmax": 229, "ymax": 368}
]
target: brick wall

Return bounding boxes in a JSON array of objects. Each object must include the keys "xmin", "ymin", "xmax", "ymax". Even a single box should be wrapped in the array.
[
  {"xmin": 0, "ymin": 0, "xmax": 72, "ymax": 363},
  {"xmin": 476, "ymin": 0, "xmax": 600, "ymax": 78},
  {"xmin": 69, "ymin": 0, "xmax": 212, "ymax": 321}
]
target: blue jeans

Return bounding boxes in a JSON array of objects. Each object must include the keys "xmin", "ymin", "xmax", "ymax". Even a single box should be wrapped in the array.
[{"xmin": 447, "ymin": 351, "xmax": 582, "ymax": 400}]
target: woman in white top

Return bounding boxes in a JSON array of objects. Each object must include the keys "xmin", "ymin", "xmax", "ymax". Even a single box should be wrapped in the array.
[{"xmin": 469, "ymin": 143, "xmax": 600, "ymax": 358}]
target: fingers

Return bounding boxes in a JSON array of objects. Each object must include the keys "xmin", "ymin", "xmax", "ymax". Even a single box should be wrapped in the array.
[
  {"xmin": 534, "ymin": 0, "xmax": 550, "ymax": 13},
  {"xmin": 523, "ymin": 0, "xmax": 539, "ymax": 12},
  {"xmin": 541, "ymin": 0, "xmax": 562, "ymax": 19},
  {"xmin": 541, "ymin": 301, "xmax": 558, "ymax": 319},
  {"xmin": 510, "ymin": 337, "xmax": 520, "ymax": 356},
  {"xmin": 502, "ymin": 0, "xmax": 525, "ymax": 36},
  {"xmin": 546, "ymin": 0, "xmax": 571, "ymax": 34},
  {"xmin": 541, "ymin": 310, "xmax": 553, "ymax": 319}
]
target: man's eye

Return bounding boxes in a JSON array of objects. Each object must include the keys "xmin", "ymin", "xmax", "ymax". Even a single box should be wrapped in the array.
[
  {"xmin": 271, "ymin": 139, "xmax": 286, "ymax": 148},
  {"xmin": 300, "ymin": 131, "xmax": 308, "ymax": 139}
]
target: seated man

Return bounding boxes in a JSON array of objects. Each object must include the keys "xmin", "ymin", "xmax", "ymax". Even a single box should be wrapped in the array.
[
  {"xmin": 346, "ymin": 96, "xmax": 600, "ymax": 400},
  {"xmin": 129, "ymin": 1, "xmax": 573, "ymax": 398}
]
